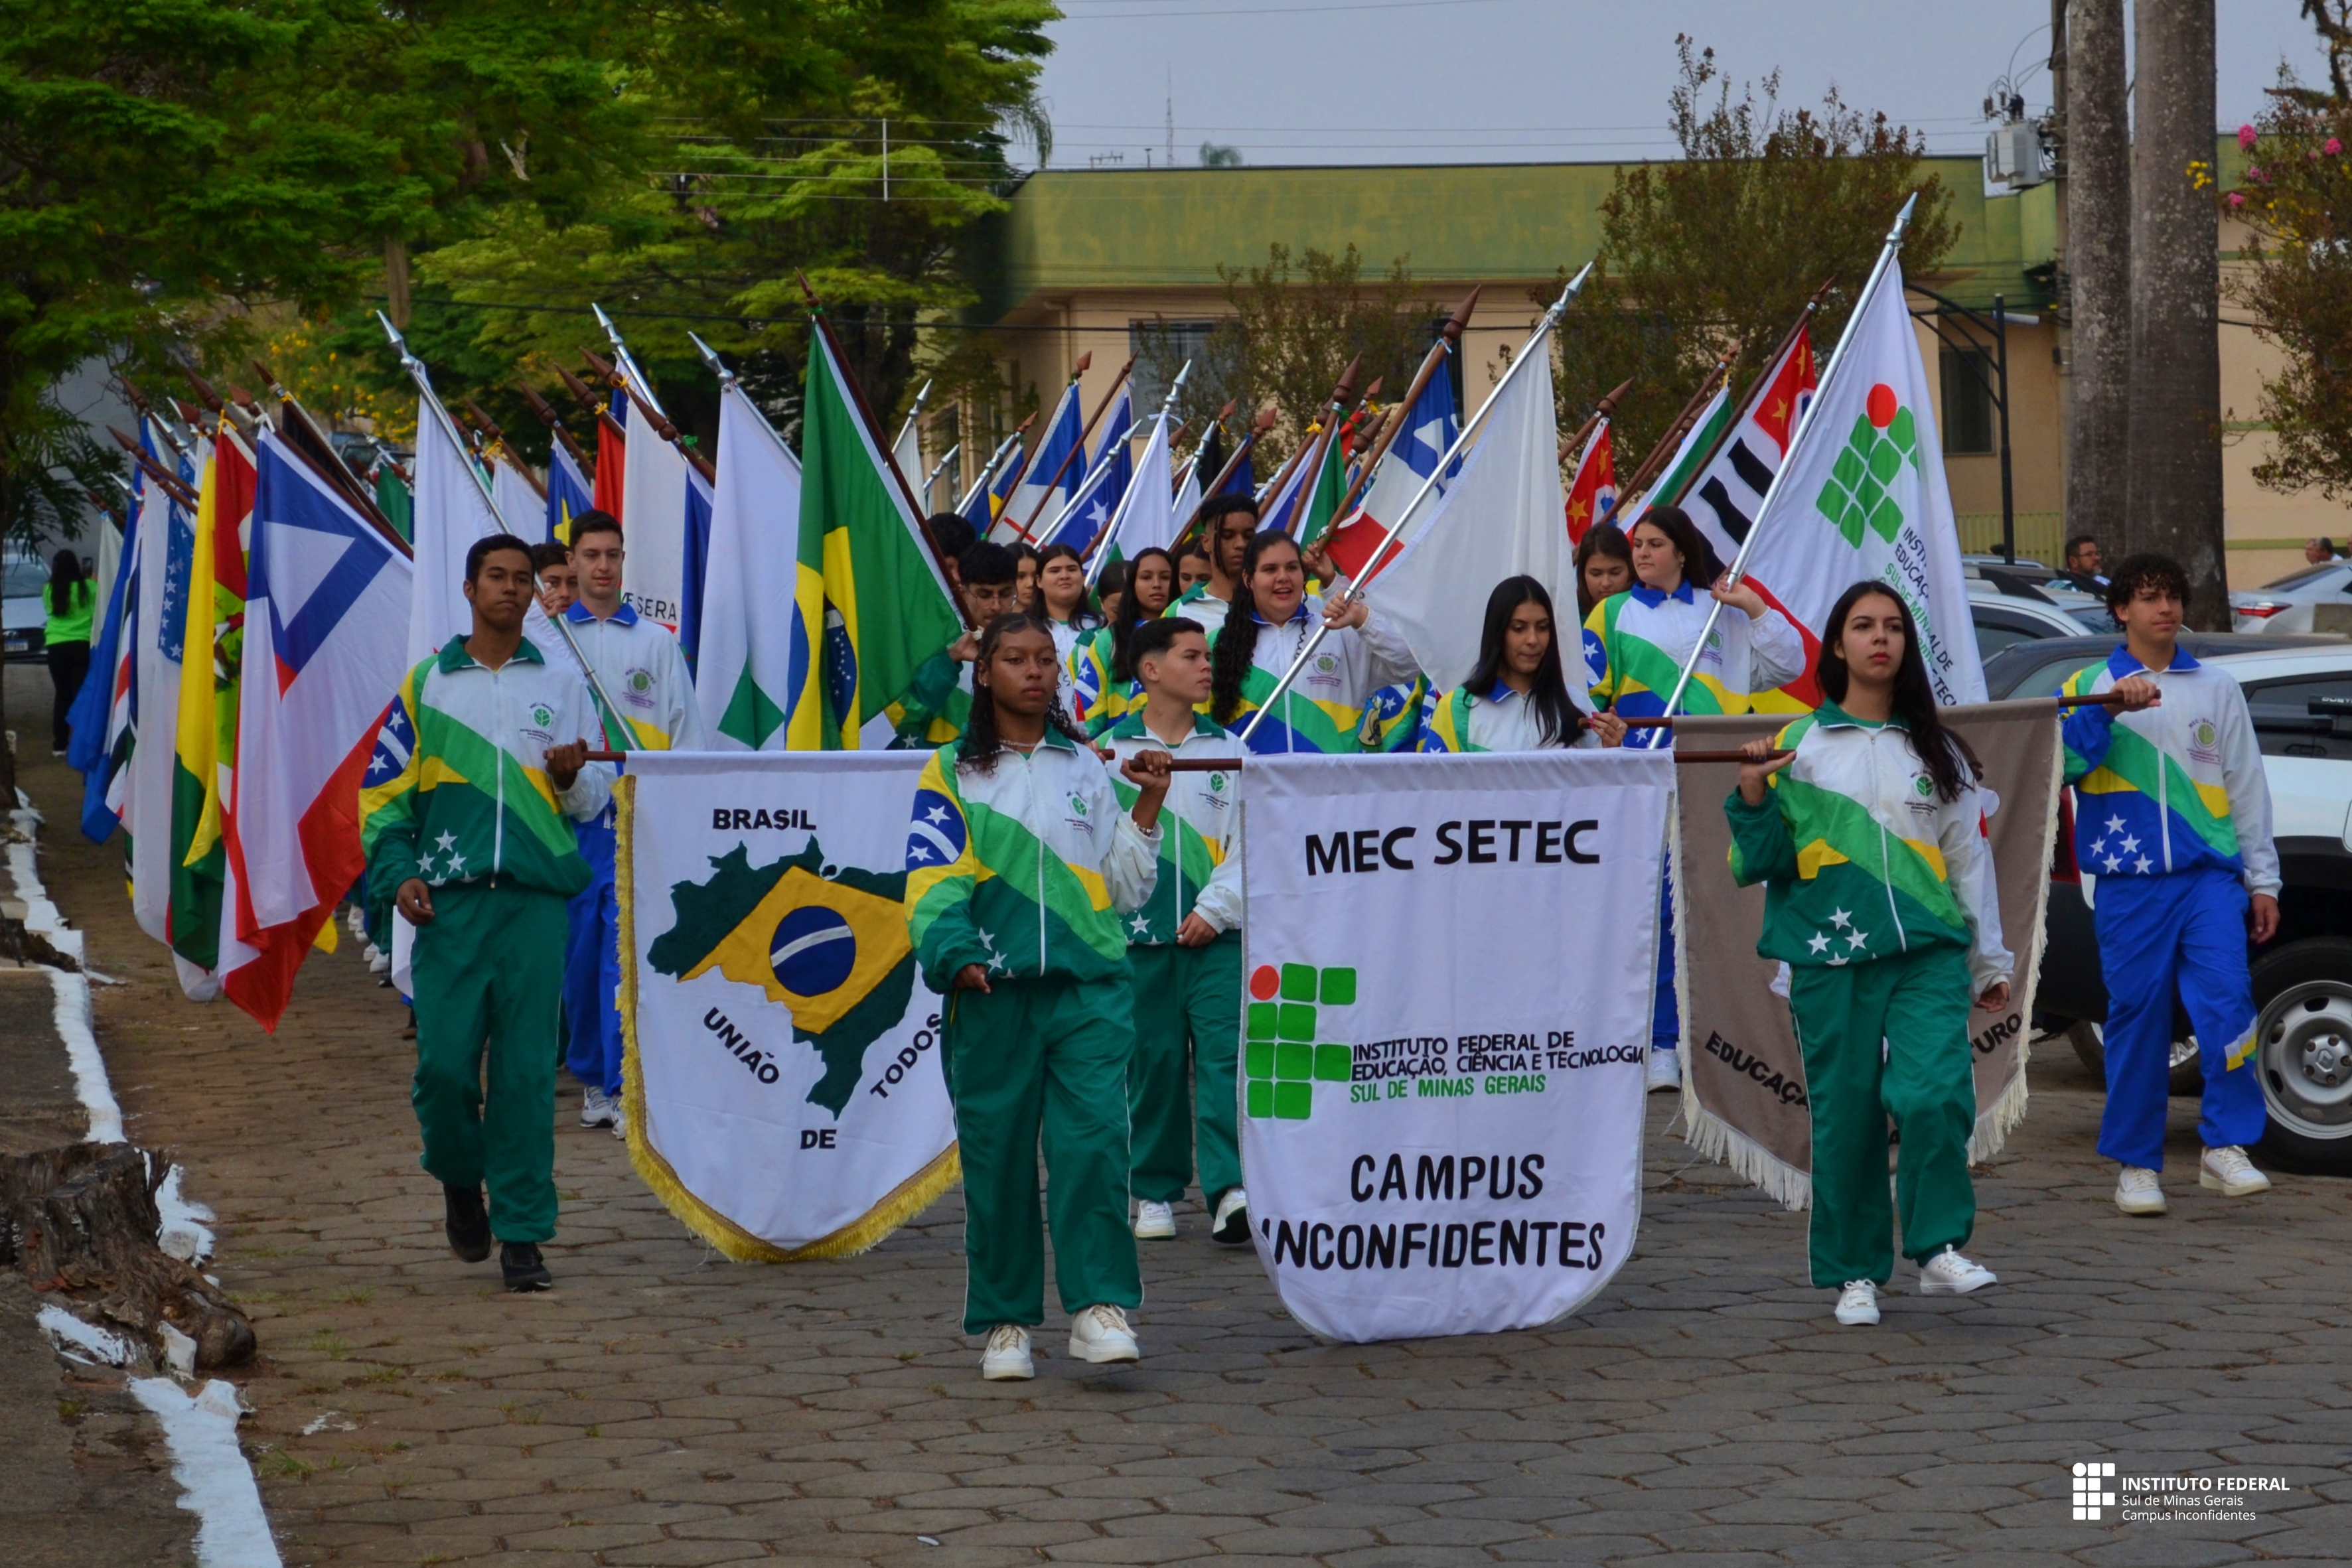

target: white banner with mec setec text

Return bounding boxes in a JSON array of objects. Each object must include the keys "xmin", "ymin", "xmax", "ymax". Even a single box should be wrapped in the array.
[
  {"xmin": 1240, "ymin": 749, "xmax": 1672, "ymax": 1342},
  {"xmin": 617, "ymin": 752, "xmax": 957, "ymax": 1261}
]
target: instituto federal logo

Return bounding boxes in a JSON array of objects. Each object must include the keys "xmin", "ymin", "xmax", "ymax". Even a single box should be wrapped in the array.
[
  {"xmin": 1244, "ymin": 962, "xmax": 1356, "ymax": 1120},
  {"xmin": 1816, "ymin": 382, "xmax": 1921, "ymax": 547},
  {"xmin": 530, "ymin": 703, "xmax": 555, "ymax": 729},
  {"xmin": 2072, "ymin": 1461, "xmax": 2117, "ymax": 1521}
]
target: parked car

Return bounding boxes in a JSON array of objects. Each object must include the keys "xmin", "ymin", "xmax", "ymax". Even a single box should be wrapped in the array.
[
  {"xmin": 1992, "ymin": 634, "xmax": 2352, "ymax": 1173},
  {"xmin": 1966, "ymin": 569, "xmax": 2117, "ymax": 660},
  {"xmin": 2231, "ymin": 559, "xmax": 2352, "ymax": 633},
  {"xmin": 3, "ymin": 547, "xmax": 47, "ymax": 660}
]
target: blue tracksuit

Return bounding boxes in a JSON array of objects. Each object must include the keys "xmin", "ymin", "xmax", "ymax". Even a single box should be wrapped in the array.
[
  {"xmin": 563, "ymin": 817, "xmax": 623, "ymax": 1097},
  {"xmin": 2061, "ymin": 648, "xmax": 2279, "ymax": 1168}
]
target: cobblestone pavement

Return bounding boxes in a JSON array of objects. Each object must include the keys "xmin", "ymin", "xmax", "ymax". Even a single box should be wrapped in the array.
[{"xmin": 15, "ymin": 722, "xmax": 2352, "ymax": 1567}]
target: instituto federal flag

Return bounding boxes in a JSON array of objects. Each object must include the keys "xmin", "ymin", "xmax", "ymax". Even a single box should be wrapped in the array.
[
  {"xmin": 618, "ymin": 751, "xmax": 958, "ymax": 1257},
  {"xmin": 1241, "ymin": 750, "xmax": 1668, "ymax": 1342},
  {"xmin": 699, "ymin": 381, "xmax": 805, "ymax": 750}
]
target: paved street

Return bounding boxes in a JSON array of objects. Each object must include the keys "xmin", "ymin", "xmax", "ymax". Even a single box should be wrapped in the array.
[{"xmin": 10, "ymin": 708, "xmax": 2352, "ymax": 1566}]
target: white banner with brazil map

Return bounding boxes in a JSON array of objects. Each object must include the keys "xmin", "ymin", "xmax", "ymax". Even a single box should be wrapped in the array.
[
  {"xmin": 616, "ymin": 752, "xmax": 956, "ymax": 1259},
  {"xmin": 1240, "ymin": 750, "xmax": 1672, "ymax": 1342}
]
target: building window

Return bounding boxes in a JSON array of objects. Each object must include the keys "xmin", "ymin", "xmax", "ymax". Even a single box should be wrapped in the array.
[
  {"xmin": 1939, "ymin": 346, "xmax": 1997, "ymax": 456},
  {"xmin": 1131, "ymin": 320, "xmax": 1218, "ymax": 409}
]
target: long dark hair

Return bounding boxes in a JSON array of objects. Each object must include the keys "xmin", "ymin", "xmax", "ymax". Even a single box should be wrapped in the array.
[
  {"xmin": 1108, "ymin": 546, "xmax": 1175, "ymax": 683},
  {"xmin": 1573, "ymin": 523, "xmax": 1633, "ymax": 620},
  {"xmin": 958, "ymin": 613, "xmax": 1090, "ymax": 776},
  {"xmin": 47, "ymin": 549, "xmax": 88, "ymax": 606},
  {"xmin": 1035, "ymin": 542, "xmax": 1102, "ymax": 629},
  {"xmin": 1211, "ymin": 531, "xmax": 1303, "ymax": 724},
  {"xmin": 1816, "ymin": 581, "xmax": 1970, "ymax": 803},
  {"xmin": 1627, "ymin": 505, "xmax": 1724, "ymax": 593},
  {"xmin": 1465, "ymin": 577, "xmax": 1579, "ymax": 747}
]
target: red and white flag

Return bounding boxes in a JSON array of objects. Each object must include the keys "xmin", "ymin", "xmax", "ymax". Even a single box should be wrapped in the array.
[{"xmin": 1563, "ymin": 422, "xmax": 1616, "ymax": 544}]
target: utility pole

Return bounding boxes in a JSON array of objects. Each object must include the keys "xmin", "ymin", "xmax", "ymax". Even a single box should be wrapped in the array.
[
  {"xmin": 2126, "ymin": 0, "xmax": 2227, "ymax": 626},
  {"xmin": 2065, "ymin": 0, "xmax": 2131, "ymax": 571}
]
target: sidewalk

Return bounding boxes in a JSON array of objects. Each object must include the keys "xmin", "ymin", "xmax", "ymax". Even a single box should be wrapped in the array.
[{"xmin": 12, "ymin": 677, "xmax": 2352, "ymax": 1566}]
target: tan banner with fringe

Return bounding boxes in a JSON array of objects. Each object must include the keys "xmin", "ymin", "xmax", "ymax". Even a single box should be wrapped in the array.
[
  {"xmin": 616, "ymin": 752, "xmax": 958, "ymax": 1260},
  {"xmin": 1671, "ymin": 699, "xmax": 2062, "ymax": 1208}
]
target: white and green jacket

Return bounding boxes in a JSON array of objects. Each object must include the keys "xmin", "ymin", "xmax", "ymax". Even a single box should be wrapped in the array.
[
  {"xmin": 1209, "ymin": 597, "xmax": 1420, "ymax": 755},
  {"xmin": 1102, "ymin": 711, "xmax": 1244, "ymax": 944},
  {"xmin": 905, "ymin": 729, "xmax": 1161, "ymax": 991},
  {"xmin": 563, "ymin": 599, "xmax": 707, "ymax": 752},
  {"xmin": 362, "ymin": 636, "xmax": 615, "ymax": 900}
]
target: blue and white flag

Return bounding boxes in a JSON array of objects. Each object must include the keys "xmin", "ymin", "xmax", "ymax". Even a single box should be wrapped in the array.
[
  {"xmin": 1038, "ymin": 390, "xmax": 1132, "ymax": 553},
  {"xmin": 999, "ymin": 380, "xmax": 1084, "ymax": 539},
  {"xmin": 548, "ymin": 441, "xmax": 595, "ymax": 542}
]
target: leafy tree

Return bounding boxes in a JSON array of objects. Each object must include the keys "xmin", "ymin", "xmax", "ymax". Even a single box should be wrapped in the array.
[
  {"xmin": 1544, "ymin": 37, "xmax": 1957, "ymax": 476},
  {"xmin": 2228, "ymin": 56, "xmax": 2352, "ymax": 500},
  {"xmin": 1141, "ymin": 244, "xmax": 1439, "ymax": 471}
]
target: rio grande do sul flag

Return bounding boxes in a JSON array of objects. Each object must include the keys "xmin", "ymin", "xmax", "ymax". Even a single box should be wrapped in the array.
[
  {"xmin": 1239, "ymin": 749, "xmax": 1667, "ymax": 1342},
  {"xmin": 1737, "ymin": 265, "xmax": 1984, "ymax": 707}
]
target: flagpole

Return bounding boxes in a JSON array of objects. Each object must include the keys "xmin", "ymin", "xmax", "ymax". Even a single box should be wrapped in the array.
[
  {"xmin": 1651, "ymin": 275, "xmax": 1835, "ymax": 513},
  {"xmin": 519, "ymin": 385, "xmax": 595, "ymax": 476},
  {"xmin": 1606, "ymin": 354, "xmax": 1733, "ymax": 518},
  {"xmin": 591, "ymin": 303, "xmax": 670, "ymax": 420},
  {"xmin": 1084, "ymin": 362, "xmax": 1189, "ymax": 586},
  {"xmin": 1236, "ymin": 261, "xmax": 1593, "ymax": 746},
  {"xmin": 953, "ymin": 413, "xmax": 1036, "ymax": 518},
  {"xmin": 1328, "ymin": 287, "xmax": 1475, "ymax": 524},
  {"xmin": 921, "ymin": 442, "xmax": 960, "ymax": 500},
  {"xmin": 1169, "ymin": 406, "xmax": 1276, "ymax": 555},
  {"xmin": 465, "ymin": 399, "xmax": 551, "ymax": 501},
  {"xmin": 1009, "ymin": 357, "xmax": 1136, "ymax": 541},
  {"xmin": 1275, "ymin": 356, "xmax": 1361, "ymax": 537},
  {"xmin": 988, "ymin": 358, "xmax": 1086, "ymax": 526},
  {"xmin": 1648, "ymin": 200, "xmax": 1914, "ymax": 738},
  {"xmin": 893, "ymin": 378, "xmax": 932, "ymax": 461},
  {"xmin": 378, "ymin": 311, "xmax": 628, "ymax": 737}
]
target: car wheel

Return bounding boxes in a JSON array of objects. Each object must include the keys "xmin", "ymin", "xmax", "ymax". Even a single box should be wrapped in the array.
[
  {"xmin": 2062, "ymin": 1020, "xmax": 2203, "ymax": 1096},
  {"xmin": 2251, "ymin": 936, "xmax": 2352, "ymax": 1176}
]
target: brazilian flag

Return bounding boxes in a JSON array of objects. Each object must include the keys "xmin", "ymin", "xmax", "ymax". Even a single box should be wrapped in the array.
[{"xmin": 648, "ymin": 838, "xmax": 917, "ymax": 1115}]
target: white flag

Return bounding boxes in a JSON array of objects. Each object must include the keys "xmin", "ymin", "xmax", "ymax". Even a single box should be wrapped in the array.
[
  {"xmin": 1738, "ymin": 263, "xmax": 1984, "ymax": 705},
  {"xmin": 492, "ymin": 456, "xmax": 542, "ymax": 543},
  {"xmin": 127, "ymin": 423, "xmax": 190, "ymax": 944},
  {"xmin": 1094, "ymin": 411, "xmax": 1174, "ymax": 568},
  {"xmin": 698, "ymin": 383, "xmax": 805, "ymax": 750},
  {"xmin": 1359, "ymin": 340, "xmax": 1572, "ymax": 691},
  {"xmin": 620, "ymin": 397, "xmax": 690, "ymax": 631},
  {"xmin": 407, "ymin": 399, "xmax": 496, "ymax": 668}
]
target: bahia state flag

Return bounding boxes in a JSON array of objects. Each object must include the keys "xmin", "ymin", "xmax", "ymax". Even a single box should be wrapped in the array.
[
  {"xmin": 167, "ymin": 430, "xmax": 256, "ymax": 991},
  {"xmin": 790, "ymin": 330, "xmax": 964, "ymax": 750},
  {"xmin": 1737, "ymin": 261, "xmax": 1983, "ymax": 707},
  {"xmin": 999, "ymin": 379, "xmax": 1083, "ymax": 540},
  {"xmin": 218, "ymin": 433, "xmax": 413, "ymax": 1030},
  {"xmin": 1321, "ymin": 367, "xmax": 1459, "ymax": 578},
  {"xmin": 1038, "ymin": 388, "xmax": 1132, "ymax": 551},
  {"xmin": 548, "ymin": 440, "xmax": 595, "ymax": 543},
  {"xmin": 699, "ymin": 380, "xmax": 804, "ymax": 750}
]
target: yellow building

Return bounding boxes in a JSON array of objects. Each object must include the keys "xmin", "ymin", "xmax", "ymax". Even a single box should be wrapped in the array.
[{"xmin": 960, "ymin": 149, "xmax": 2350, "ymax": 589}]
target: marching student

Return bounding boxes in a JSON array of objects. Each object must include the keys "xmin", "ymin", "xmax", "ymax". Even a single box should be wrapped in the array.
[
  {"xmin": 1035, "ymin": 542, "xmax": 1104, "ymax": 672},
  {"xmin": 559, "ymin": 511, "xmax": 707, "ymax": 1137},
  {"xmin": 1167, "ymin": 494, "xmax": 1262, "ymax": 636},
  {"xmin": 1574, "ymin": 522, "xmax": 1634, "ymax": 621},
  {"xmin": 1100, "ymin": 617, "xmax": 1250, "ymax": 1246},
  {"xmin": 1207, "ymin": 530, "xmax": 1420, "ymax": 754},
  {"xmin": 1422, "ymin": 577, "xmax": 1627, "ymax": 752},
  {"xmin": 364, "ymin": 534, "xmax": 613, "ymax": 1292},
  {"xmin": 905, "ymin": 614, "xmax": 1171, "ymax": 1380},
  {"xmin": 893, "ymin": 541, "xmax": 1024, "ymax": 748},
  {"xmin": 2059, "ymin": 554, "xmax": 2280, "ymax": 1214},
  {"xmin": 531, "ymin": 541, "xmax": 577, "ymax": 616},
  {"xmin": 1070, "ymin": 546, "xmax": 1175, "ymax": 735},
  {"xmin": 1726, "ymin": 581, "xmax": 2012, "ymax": 1328},
  {"xmin": 1585, "ymin": 504, "xmax": 1806, "ymax": 1092},
  {"xmin": 1176, "ymin": 543, "xmax": 1213, "ymax": 595}
]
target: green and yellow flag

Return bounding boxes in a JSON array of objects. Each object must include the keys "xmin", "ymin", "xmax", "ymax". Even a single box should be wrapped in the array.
[{"xmin": 167, "ymin": 435, "xmax": 252, "ymax": 973}]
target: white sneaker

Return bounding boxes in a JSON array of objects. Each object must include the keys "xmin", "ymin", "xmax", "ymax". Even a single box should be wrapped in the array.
[
  {"xmin": 2114, "ymin": 1165, "xmax": 2167, "ymax": 1216},
  {"xmin": 611, "ymin": 1097, "xmax": 628, "ymax": 1141},
  {"xmin": 581, "ymin": 1087, "xmax": 619, "ymax": 1129},
  {"xmin": 980, "ymin": 1324, "xmax": 1033, "ymax": 1381},
  {"xmin": 1212, "ymin": 1188, "xmax": 1250, "ymax": 1246},
  {"xmin": 1646, "ymin": 1048, "xmax": 1682, "ymax": 1093},
  {"xmin": 2200, "ymin": 1145, "xmax": 2272, "ymax": 1197},
  {"xmin": 1916, "ymin": 1246, "xmax": 1996, "ymax": 1295},
  {"xmin": 1834, "ymin": 1280, "xmax": 1879, "ymax": 1326},
  {"xmin": 366, "ymin": 948, "xmax": 389, "ymax": 975},
  {"xmin": 1132, "ymin": 1200, "xmax": 1175, "ymax": 1240},
  {"xmin": 1068, "ymin": 1304, "xmax": 1139, "ymax": 1364}
]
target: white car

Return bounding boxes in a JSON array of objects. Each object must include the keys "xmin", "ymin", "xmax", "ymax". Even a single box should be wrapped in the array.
[
  {"xmin": 2028, "ymin": 642, "xmax": 2352, "ymax": 1173},
  {"xmin": 2232, "ymin": 559, "xmax": 2352, "ymax": 633},
  {"xmin": 1964, "ymin": 571, "xmax": 2114, "ymax": 660},
  {"xmin": 3, "ymin": 547, "xmax": 47, "ymax": 661}
]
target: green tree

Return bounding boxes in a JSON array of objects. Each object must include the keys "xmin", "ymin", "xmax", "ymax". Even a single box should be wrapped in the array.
[{"xmin": 1546, "ymin": 36, "xmax": 1957, "ymax": 477}]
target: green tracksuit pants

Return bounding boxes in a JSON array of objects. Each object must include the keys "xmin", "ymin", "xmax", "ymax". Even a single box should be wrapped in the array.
[
  {"xmin": 1127, "ymin": 938, "xmax": 1243, "ymax": 1206},
  {"xmin": 411, "ymin": 883, "xmax": 567, "ymax": 1244},
  {"xmin": 942, "ymin": 974, "xmax": 1141, "ymax": 1334},
  {"xmin": 1789, "ymin": 944, "xmax": 1978, "ymax": 1289}
]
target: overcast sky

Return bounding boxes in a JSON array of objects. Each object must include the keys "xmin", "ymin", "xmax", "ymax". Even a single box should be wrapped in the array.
[{"xmin": 1031, "ymin": 1, "xmax": 2333, "ymax": 170}]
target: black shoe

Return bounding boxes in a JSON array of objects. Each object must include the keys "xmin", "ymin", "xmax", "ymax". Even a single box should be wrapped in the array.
[
  {"xmin": 1213, "ymin": 1199, "xmax": 1250, "ymax": 1246},
  {"xmin": 443, "ymin": 1184, "xmax": 491, "ymax": 1262},
  {"xmin": 500, "ymin": 1242, "xmax": 552, "ymax": 1293}
]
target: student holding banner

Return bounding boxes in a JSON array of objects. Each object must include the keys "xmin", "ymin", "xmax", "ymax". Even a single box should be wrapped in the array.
[
  {"xmin": 1102, "ymin": 618, "xmax": 1250, "ymax": 1246},
  {"xmin": 1422, "ymin": 577, "xmax": 1627, "ymax": 754},
  {"xmin": 1207, "ymin": 531, "xmax": 1419, "ymax": 754},
  {"xmin": 894, "ymin": 542, "xmax": 1025, "ymax": 748},
  {"xmin": 1070, "ymin": 546, "xmax": 1175, "ymax": 735},
  {"xmin": 905, "ymin": 614, "xmax": 1173, "ymax": 1380},
  {"xmin": 1585, "ymin": 506, "xmax": 1806, "ymax": 1092},
  {"xmin": 2059, "ymin": 554, "xmax": 2279, "ymax": 1214},
  {"xmin": 560, "ymin": 511, "xmax": 706, "ymax": 1136},
  {"xmin": 1726, "ymin": 581, "xmax": 2012, "ymax": 1328}
]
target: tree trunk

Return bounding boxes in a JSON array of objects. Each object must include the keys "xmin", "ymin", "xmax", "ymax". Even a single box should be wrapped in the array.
[
  {"xmin": 2064, "ymin": 0, "xmax": 2131, "ymax": 563},
  {"xmin": 2126, "ymin": 0, "xmax": 2228, "ymax": 627}
]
